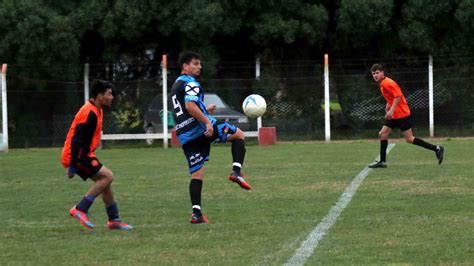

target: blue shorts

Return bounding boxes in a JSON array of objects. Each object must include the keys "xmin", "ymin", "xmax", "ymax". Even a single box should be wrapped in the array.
[{"xmin": 181, "ymin": 122, "xmax": 238, "ymax": 173}]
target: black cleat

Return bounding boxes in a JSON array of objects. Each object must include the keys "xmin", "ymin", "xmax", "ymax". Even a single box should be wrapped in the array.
[
  {"xmin": 436, "ymin": 145, "xmax": 444, "ymax": 165},
  {"xmin": 368, "ymin": 161, "xmax": 387, "ymax": 168}
]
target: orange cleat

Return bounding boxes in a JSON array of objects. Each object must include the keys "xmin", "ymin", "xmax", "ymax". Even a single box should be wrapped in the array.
[
  {"xmin": 107, "ymin": 219, "xmax": 133, "ymax": 230},
  {"xmin": 69, "ymin": 206, "xmax": 94, "ymax": 230},
  {"xmin": 228, "ymin": 171, "xmax": 252, "ymax": 190},
  {"xmin": 190, "ymin": 213, "xmax": 209, "ymax": 224}
]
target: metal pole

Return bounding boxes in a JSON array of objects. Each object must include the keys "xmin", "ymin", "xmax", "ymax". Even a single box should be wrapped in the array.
[
  {"xmin": 84, "ymin": 63, "xmax": 89, "ymax": 102},
  {"xmin": 1, "ymin": 64, "xmax": 8, "ymax": 152},
  {"xmin": 324, "ymin": 54, "xmax": 331, "ymax": 142},
  {"xmin": 256, "ymin": 58, "xmax": 262, "ymax": 130},
  {"xmin": 162, "ymin": 55, "xmax": 168, "ymax": 149},
  {"xmin": 428, "ymin": 55, "xmax": 434, "ymax": 137}
]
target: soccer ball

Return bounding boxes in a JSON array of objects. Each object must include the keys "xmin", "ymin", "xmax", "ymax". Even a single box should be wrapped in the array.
[{"xmin": 242, "ymin": 94, "xmax": 266, "ymax": 118}]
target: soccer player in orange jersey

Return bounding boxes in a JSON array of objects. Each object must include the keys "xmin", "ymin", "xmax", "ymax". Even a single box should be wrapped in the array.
[
  {"xmin": 61, "ymin": 80, "xmax": 132, "ymax": 230},
  {"xmin": 368, "ymin": 64, "xmax": 444, "ymax": 168}
]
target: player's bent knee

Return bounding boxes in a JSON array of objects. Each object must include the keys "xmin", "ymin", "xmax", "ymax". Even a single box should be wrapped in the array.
[
  {"xmin": 107, "ymin": 174, "xmax": 114, "ymax": 184},
  {"xmin": 235, "ymin": 128, "xmax": 245, "ymax": 140},
  {"xmin": 97, "ymin": 167, "xmax": 114, "ymax": 184}
]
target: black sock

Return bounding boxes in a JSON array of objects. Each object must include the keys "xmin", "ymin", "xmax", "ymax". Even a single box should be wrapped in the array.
[
  {"xmin": 380, "ymin": 140, "xmax": 388, "ymax": 162},
  {"xmin": 189, "ymin": 179, "xmax": 202, "ymax": 216},
  {"xmin": 76, "ymin": 195, "xmax": 95, "ymax": 213},
  {"xmin": 231, "ymin": 139, "xmax": 246, "ymax": 174},
  {"xmin": 106, "ymin": 202, "xmax": 120, "ymax": 221},
  {"xmin": 413, "ymin": 138, "xmax": 437, "ymax": 151}
]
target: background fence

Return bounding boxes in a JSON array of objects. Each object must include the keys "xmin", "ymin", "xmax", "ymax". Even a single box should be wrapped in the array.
[{"xmin": 2, "ymin": 54, "xmax": 474, "ymax": 148}]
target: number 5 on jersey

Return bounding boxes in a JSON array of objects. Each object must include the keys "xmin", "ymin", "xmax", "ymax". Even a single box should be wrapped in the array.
[{"xmin": 172, "ymin": 95, "xmax": 183, "ymax": 116}]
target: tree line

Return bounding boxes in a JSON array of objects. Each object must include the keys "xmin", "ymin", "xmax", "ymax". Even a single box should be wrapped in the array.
[
  {"xmin": 1, "ymin": 0, "xmax": 473, "ymax": 147},
  {"xmin": 0, "ymin": 0, "xmax": 472, "ymax": 79}
]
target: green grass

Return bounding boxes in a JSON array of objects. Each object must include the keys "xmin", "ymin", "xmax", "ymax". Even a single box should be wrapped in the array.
[
  {"xmin": 321, "ymin": 101, "xmax": 342, "ymax": 110},
  {"xmin": 0, "ymin": 140, "xmax": 473, "ymax": 264}
]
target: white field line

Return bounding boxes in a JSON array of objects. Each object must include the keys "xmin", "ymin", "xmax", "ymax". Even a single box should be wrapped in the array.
[{"xmin": 285, "ymin": 143, "xmax": 396, "ymax": 266}]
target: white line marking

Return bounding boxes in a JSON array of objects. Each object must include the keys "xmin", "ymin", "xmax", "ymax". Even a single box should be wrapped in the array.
[{"xmin": 285, "ymin": 143, "xmax": 395, "ymax": 265}]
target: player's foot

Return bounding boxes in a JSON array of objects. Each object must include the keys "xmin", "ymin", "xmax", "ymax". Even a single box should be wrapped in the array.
[
  {"xmin": 436, "ymin": 145, "xmax": 444, "ymax": 165},
  {"xmin": 107, "ymin": 219, "xmax": 133, "ymax": 230},
  {"xmin": 368, "ymin": 161, "xmax": 387, "ymax": 168},
  {"xmin": 69, "ymin": 206, "xmax": 94, "ymax": 230},
  {"xmin": 228, "ymin": 171, "xmax": 252, "ymax": 190},
  {"xmin": 190, "ymin": 213, "xmax": 209, "ymax": 224}
]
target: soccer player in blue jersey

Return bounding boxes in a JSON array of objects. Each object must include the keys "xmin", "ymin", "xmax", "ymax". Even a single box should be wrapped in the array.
[{"xmin": 170, "ymin": 51, "xmax": 251, "ymax": 224}]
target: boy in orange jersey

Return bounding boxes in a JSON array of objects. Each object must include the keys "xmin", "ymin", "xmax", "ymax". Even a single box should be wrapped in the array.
[
  {"xmin": 368, "ymin": 64, "xmax": 444, "ymax": 168},
  {"xmin": 61, "ymin": 80, "xmax": 132, "ymax": 230}
]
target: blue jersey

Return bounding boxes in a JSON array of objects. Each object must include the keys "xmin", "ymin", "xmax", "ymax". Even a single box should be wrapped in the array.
[{"xmin": 169, "ymin": 75, "xmax": 216, "ymax": 145}]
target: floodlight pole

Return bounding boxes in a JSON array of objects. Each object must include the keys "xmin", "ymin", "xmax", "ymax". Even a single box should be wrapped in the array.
[
  {"xmin": 162, "ymin": 54, "xmax": 169, "ymax": 149},
  {"xmin": 1, "ymin": 64, "xmax": 8, "ymax": 152}
]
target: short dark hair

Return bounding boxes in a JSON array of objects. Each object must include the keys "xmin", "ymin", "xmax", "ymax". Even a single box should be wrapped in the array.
[
  {"xmin": 178, "ymin": 51, "xmax": 202, "ymax": 70},
  {"xmin": 91, "ymin": 80, "xmax": 113, "ymax": 98},
  {"xmin": 371, "ymin": 64, "xmax": 384, "ymax": 72}
]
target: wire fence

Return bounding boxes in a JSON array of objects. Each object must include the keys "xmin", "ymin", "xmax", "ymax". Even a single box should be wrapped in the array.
[{"xmin": 4, "ymin": 55, "xmax": 474, "ymax": 148}]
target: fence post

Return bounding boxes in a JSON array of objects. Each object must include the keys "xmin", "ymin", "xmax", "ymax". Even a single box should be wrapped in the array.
[
  {"xmin": 162, "ymin": 54, "xmax": 169, "ymax": 149},
  {"xmin": 428, "ymin": 55, "xmax": 434, "ymax": 137},
  {"xmin": 324, "ymin": 54, "xmax": 331, "ymax": 142},
  {"xmin": 84, "ymin": 63, "xmax": 89, "ymax": 102},
  {"xmin": 1, "ymin": 64, "xmax": 8, "ymax": 152},
  {"xmin": 256, "ymin": 58, "xmax": 262, "ymax": 131}
]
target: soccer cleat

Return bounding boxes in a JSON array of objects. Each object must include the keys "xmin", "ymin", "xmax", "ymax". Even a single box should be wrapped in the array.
[
  {"xmin": 436, "ymin": 145, "xmax": 444, "ymax": 165},
  {"xmin": 107, "ymin": 219, "xmax": 133, "ymax": 230},
  {"xmin": 228, "ymin": 171, "xmax": 252, "ymax": 190},
  {"xmin": 69, "ymin": 206, "xmax": 94, "ymax": 230},
  {"xmin": 368, "ymin": 161, "xmax": 387, "ymax": 168},
  {"xmin": 190, "ymin": 213, "xmax": 209, "ymax": 224}
]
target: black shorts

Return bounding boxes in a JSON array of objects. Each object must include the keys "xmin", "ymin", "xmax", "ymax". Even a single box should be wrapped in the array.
[
  {"xmin": 384, "ymin": 115, "xmax": 413, "ymax": 132},
  {"xmin": 182, "ymin": 122, "xmax": 238, "ymax": 173},
  {"xmin": 76, "ymin": 157, "xmax": 103, "ymax": 180}
]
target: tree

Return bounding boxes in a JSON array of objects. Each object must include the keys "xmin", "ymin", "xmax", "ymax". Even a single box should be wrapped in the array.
[
  {"xmin": 398, "ymin": 0, "xmax": 464, "ymax": 54},
  {"xmin": 335, "ymin": 0, "xmax": 394, "ymax": 54}
]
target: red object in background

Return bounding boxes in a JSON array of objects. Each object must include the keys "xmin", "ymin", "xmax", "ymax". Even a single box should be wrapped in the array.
[
  {"xmin": 258, "ymin": 127, "xmax": 276, "ymax": 145},
  {"xmin": 171, "ymin": 129, "xmax": 181, "ymax": 147}
]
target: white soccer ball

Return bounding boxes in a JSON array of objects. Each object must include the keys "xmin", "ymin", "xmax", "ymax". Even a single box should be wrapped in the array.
[{"xmin": 242, "ymin": 94, "xmax": 266, "ymax": 118}]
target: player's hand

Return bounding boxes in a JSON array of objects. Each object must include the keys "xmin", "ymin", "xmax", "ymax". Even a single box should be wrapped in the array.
[
  {"xmin": 385, "ymin": 110, "xmax": 394, "ymax": 119},
  {"xmin": 67, "ymin": 166, "xmax": 77, "ymax": 178},
  {"xmin": 206, "ymin": 104, "xmax": 217, "ymax": 114},
  {"xmin": 204, "ymin": 122, "xmax": 214, "ymax": 137}
]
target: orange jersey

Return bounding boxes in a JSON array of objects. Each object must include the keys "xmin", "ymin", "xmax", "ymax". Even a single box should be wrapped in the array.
[
  {"xmin": 379, "ymin": 77, "xmax": 411, "ymax": 119},
  {"xmin": 61, "ymin": 100, "xmax": 103, "ymax": 168}
]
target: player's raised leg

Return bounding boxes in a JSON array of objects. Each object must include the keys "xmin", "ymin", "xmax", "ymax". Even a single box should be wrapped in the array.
[
  {"xmin": 402, "ymin": 129, "xmax": 444, "ymax": 165},
  {"xmin": 227, "ymin": 127, "xmax": 251, "ymax": 189}
]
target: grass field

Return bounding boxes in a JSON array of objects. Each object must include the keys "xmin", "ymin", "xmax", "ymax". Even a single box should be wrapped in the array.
[{"xmin": 0, "ymin": 139, "xmax": 473, "ymax": 264}]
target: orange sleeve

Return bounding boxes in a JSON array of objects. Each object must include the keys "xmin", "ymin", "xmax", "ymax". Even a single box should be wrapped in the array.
[{"xmin": 386, "ymin": 80, "xmax": 403, "ymax": 98}]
